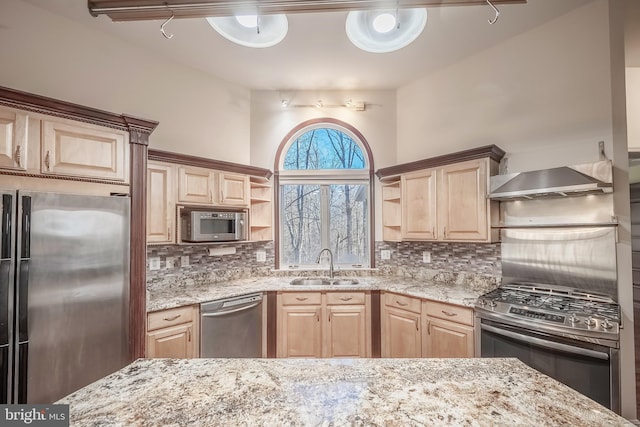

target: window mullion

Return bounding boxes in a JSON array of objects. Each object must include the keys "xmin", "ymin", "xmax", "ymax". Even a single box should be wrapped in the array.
[{"xmin": 320, "ymin": 185, "xmax": 330, "ymax": 249}]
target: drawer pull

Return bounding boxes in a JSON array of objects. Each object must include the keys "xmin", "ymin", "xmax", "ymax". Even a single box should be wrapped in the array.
[
  {"xmin": 395, "ymin": 300, "xmax": 408, "ymax": 307},
  {"xmin": 163, "ymin": 314, "xmax": 182, "ymax": 321},
  {"xmin": 296, "ymin": 297, "xmax": 308, "ymax": 301},
  {"xmin": 340, "ymin": 297, "xmax": 353, "ymax": 301},
  {"xmin": 442, "ymin": 310, "xmax": 457, "ymax": 317}
]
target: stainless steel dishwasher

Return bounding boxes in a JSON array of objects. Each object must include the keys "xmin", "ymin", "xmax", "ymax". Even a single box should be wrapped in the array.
[{"xmin": 200, "ymin": 293, "xmax": 263, "ymax": 358}]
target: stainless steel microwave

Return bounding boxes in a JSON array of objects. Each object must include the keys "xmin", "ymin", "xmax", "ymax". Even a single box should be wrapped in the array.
[{"xmin": 181, "ymin": 210, "xmax": 246, "ymax": 242}]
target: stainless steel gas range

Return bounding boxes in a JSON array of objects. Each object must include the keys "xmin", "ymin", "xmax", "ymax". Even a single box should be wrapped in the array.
[
  {"xmin": 476, "ymin": 226, "xmax": 621, "ymax": 413},
  {"xmin": 476, "ymin": 283, "xmax": 620, "ymax": 412}
]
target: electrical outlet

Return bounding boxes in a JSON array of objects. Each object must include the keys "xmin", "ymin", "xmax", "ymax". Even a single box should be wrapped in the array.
[
  {"xmin": 149, "ymin": 257, "xmax": 160, "ymax": 271},
  {"xmin": 165, "ymin": 257, "xmax": 175, "ymax": 269},
  {"xmin": 181, "ymin": 255, "xmax": 189, "ymax": 267},
  {"xmin": 256, "ymin": 251, "xmax": 266, "ymax": 262},
  {"xmin": 423, "ymin": 251, "xmax": 431, "ymax": 263},
  {"xmin": 381, "ymin": 250, "xmax": 391, "ymax": 260}
]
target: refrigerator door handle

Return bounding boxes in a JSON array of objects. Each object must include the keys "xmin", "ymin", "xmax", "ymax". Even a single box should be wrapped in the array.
[
  {"xmin": 17, "ymin": 196, "xmax": 30, "ymax": 344},
  {"xmin": 16, "ymin": 343, "xmax": 27, "ymax": 404},
  {"xmin": 1, "ymin": 194, "xmax": 12, "ymax": 259},
  {"xmin": 20, "ymin": 196, "xmax": 30, "ymax": 259}
]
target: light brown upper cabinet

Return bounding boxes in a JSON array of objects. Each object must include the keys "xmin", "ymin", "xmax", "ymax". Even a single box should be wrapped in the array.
[
  {"xmin": 42, "ymin": 119, "xmax": 128, "ymax": 182},
  {"xmin": 401, "ymin": 169, "xmax": 437, "ymax": 240},
  {"xmin": 219, "ymin": 172, "xmax": 250, "ymax": 207},
  {"xmin": 178, "ymin": 166, "xmax": 249, "ymax": 207},
  {"xmin": 0, "ymin": 108, "xmax": 28, "ymax": 172},
  {"xmin": 400, "ymin": 158, "xmax": 496, "ymax": 242},
  {"xmin": 147, "ymin": 161, "xmax": 175, "ymax": 244}
]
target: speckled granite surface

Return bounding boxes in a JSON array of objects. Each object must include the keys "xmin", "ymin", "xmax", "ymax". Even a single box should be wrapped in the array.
[
  {"xmin": 147, "ymin": 273, "xmax": 498, "ymax": 312},
  {"xmin": 58, "ymin": 357, "xmax": 630, "ymax": 426}
]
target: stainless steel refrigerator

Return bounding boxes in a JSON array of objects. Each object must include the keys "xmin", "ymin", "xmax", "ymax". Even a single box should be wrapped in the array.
[{"xmin": 1, "ymin": 190, "xmax": 130, "ymax": 403}]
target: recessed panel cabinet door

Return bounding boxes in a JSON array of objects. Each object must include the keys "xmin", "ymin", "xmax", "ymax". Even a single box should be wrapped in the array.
[
  {"xmin": 325, "ymin": 306, "xmax": 367, "ymax": 358},
  {"xmin": 278, "ymin": 307, "xmax": 322, "ymax": 358},
  {"xmin": 146, "ymin": 323, "xmax": 195, "ymax": 358},
  {"xmin": 439, "ymin": 159, "xmax": 488, "ymax": 241},
  {"xmin": 424, "ymin": 318, "xmax": 474, "ymax": 358},
  {"xmin": 401, "ymin": 170, "xmax": 437, "ymax": 240},
  {"xmin": 147, "ymin": 162, "xmax": 175, "ymax": 244},
  {"xmin": 42, "ymin": 120, "xmax": 128, "ymax": 182},
  {"xmin": 382, "ymin": 306, "xmax": 421, "ymax": 358},
  {"xmin": 219, "ymin": 172, "xmax": 250, "ymax": 207},
  {"xmin": 0, "ymin": 108, "xmax": 28, "ymax": 171},
  {"xmin": 178, "ymin": 166, "xmax": 216, "ymax": 204}
]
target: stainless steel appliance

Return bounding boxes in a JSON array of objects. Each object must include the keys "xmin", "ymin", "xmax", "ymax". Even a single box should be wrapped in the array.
[
  {"xmin": 200, "ymin": 293, "xmax": 263, "ymax": 358},
  {"xmin": 476, "ymin": 226, "xmax": 620, "ymax": 412},
  {"xmin": 181, "ymin": 210, "xmax": 246, "ymax": 243},
  {"xmin": 1, "ymin": 190, "xmax": 130, "ymax": 403}
]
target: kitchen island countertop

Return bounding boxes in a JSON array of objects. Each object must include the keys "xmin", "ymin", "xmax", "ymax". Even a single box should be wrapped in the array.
[{"xmin": 58, "ymin": 357, "xmax": 630, "ymax": 426}]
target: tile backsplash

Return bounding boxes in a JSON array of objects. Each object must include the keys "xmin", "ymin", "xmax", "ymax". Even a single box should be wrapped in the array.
[
  {"xmin": 147, "ymin": 241, "xmax": 275, "ymax": 282},
  {"xmin": 146, "ymin": 240, "xmax": 500, "ymax": 287},
  {"xmin": 375, "ymin": 241, "xmax": 501, "ymax": 277}
]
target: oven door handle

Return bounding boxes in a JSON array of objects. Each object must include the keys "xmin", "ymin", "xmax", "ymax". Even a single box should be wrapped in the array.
[{"xmin": 481, "ymin": 324, "xmax": 610, "ymax": 361}]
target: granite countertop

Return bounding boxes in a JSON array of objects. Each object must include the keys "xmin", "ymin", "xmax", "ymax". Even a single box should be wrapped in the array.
[
  {"xmin": 147, "ymin": 275, "xmax": 494, "ymax": 312},
  {"xmin": 58, "ymin": 357, "xmax": 631, "ymax": 426}
]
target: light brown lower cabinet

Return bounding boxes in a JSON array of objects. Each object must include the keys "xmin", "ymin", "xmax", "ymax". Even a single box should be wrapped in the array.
[
  {"xmin": 381, "ymin": 292, "xmax": 475, "ymax": 358},
  {"xmin": 277, "ymin": 291, "xmax": 371, "ymax": 358},
  {"xmin": 146, "ymin": 305, "xmax": 199, "ymax": 358}
]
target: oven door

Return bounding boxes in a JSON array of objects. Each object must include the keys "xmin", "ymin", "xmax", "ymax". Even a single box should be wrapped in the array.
[{"xmin": 480, "ymin": 318, "xmax": 619, "ymax": 413}]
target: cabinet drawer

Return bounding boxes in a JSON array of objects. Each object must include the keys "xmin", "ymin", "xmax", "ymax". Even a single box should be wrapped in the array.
[
  {"xmin": 425, "ymin": 301, "xmax": 473, "ymax": 326},
  {"xmin": 326, "ymin": 292, "xmax": 366, "ymax": 305},
  {"xmin": 384, "ymin": 292, "xmax": 421, "ymax": 314},
  {"xmin": 280, "ymin": 292, "xmax": 322, "ymax": 306},
  {"xmin": 148, "ymin": 305, "xmax": 196, "ymax": 331}
]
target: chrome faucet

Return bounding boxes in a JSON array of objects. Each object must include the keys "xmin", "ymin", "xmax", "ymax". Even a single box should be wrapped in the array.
[{"xmin": 316, "ymin": 248, "xmax": 334, "ymax": 279}]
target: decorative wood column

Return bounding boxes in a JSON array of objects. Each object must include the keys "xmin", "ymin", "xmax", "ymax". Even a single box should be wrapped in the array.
[{"xmin": 123, "ymin": 116, "xmax": 158, "ymax": 360}]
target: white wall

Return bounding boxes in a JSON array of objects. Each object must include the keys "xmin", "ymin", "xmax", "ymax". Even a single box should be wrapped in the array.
[
  {"xmin": 0, "ymin": 0, "xmax": 251, "ymax": 164},
  {"xmin": 628, "ymin": 67, "xmax": 640, "ymax": 151},
  {"xmin": 397, "ymin": 1, "xmax": 614, "ymax": 172}
]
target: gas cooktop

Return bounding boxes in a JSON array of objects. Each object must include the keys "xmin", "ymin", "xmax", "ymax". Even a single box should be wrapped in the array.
[{"xmin": 475, "ymin": 283, "xmax": 621, "ymax": 342}]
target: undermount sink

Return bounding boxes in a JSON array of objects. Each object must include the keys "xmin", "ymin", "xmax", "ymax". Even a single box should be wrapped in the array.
[{"xmin": 289, "ymin": 278, "xmax": 359, "ymax": 286}]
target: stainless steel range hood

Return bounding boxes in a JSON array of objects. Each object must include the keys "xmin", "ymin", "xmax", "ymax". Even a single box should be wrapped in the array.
[{"xmin": 489, "ymin": 160, "xmax": 613, "ymax": 200}]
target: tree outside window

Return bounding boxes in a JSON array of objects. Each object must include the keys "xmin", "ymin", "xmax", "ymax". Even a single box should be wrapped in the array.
[{"xmin": 279, "ymin": 126, "xmax": 370, "ymax": 268}]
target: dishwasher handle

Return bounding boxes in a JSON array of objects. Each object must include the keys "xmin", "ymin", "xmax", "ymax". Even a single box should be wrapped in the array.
[{"xmin": 202, "ymin": 301, "xmax": 262, "ymax": 317}]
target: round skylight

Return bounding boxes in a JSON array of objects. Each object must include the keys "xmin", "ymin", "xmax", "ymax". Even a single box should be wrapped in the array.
[
  {"xmin": 372, "ymin": 13, "xmax": 396, "ymax": 34},
  {"xmin": 206, "ymin": 14, "xmax": 288, "ymax": 48},
  {"xmin": 235, "ymin": 15, "xmax": 258, "ymax": 28},
  {"xmin": 346, "ymin": 8, "xmax": 427, "ymax": 53}
]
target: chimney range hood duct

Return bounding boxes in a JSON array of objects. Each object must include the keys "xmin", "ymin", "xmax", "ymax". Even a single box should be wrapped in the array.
[{"xmin": 488, "ymin": 160, "xmax": 613, "ymax": 201}]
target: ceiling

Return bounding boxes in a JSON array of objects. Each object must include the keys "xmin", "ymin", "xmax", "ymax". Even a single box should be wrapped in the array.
[{"xmin": 22, "ymin": 0, "xmax": 639, "ymax": 90}]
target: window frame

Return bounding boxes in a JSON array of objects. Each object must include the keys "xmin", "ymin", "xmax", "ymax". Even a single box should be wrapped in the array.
[{"xmin": 274, "ymin": 119, "xmax": 375, "ymax": 271}]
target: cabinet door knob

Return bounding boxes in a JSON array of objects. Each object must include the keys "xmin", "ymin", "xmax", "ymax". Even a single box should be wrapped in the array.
[
  {"xmin": 442, "ymin": 310, "xmax": 457, "ymax": 317},
  {"xmin": 163, "ymin": 314, "xmax": 181, "ymax": 321},
  {"xmin": 15, "ymin": 145, "xmax": 21, "ymax": 167}
]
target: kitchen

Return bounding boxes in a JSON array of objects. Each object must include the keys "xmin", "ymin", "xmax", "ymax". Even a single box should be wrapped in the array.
[{"xmin": 0, "ymin": 0, "xmax": 639, "ymax": 424}]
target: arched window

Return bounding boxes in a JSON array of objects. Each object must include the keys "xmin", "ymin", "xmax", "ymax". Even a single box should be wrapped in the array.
[{"xmin": 275, "ymin": 119, "xmax": 374, "ymax": 269}]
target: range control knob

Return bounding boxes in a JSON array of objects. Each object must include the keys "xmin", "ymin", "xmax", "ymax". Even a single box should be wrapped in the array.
[
  {"xmin": 602, "ymin": 319, "xmax": 613, "ymax": 330},
  {"xmin": 569, "ymin": 314, "xmax": 579, "ymax": 324},
  {"xmin": 478, "ymin": 299, "xmax": 486, "ymax": 307},
  {"xmin": 488, "ymin": 300, "xmax": 497, "ymax": 308},
  {"xmin": 585, "ymin": 316, "xmax": 596, "ymax": 327}
]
